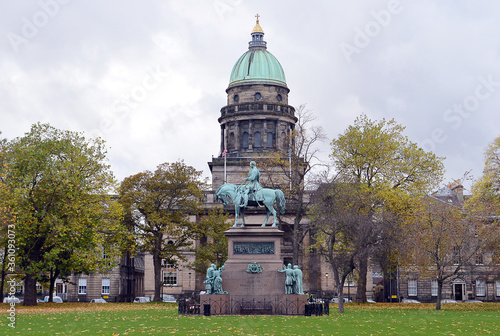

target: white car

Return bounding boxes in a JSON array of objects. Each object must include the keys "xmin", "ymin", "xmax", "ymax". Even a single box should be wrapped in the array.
[
  {"xmin": 440, "ymin": 299, "xmax": 458, "ymax": 304},
  {"xmin": 162, "ymin": 295, "xmax": 176, "ymax": 303},
  {"xmin": 133, "ymin": 297, "xmax": 151, "ymax": 303},
  {"xmin": 90, "ymin": 298, "xmax": 107, "ymax": 303},
  {"xmin": 330, "ymin": 297, "xmax": 352, "ymax": 303},
  {"xmin": 44, "ymin": 296, "xmax": 63, "ymax": 303},
  {"xmin": 3, "ymin": 297, "xmax": 20, "ymax": 303},
  {"xmin": 402, "ymin": 299, "xmax": 421, "ymax": 303}
]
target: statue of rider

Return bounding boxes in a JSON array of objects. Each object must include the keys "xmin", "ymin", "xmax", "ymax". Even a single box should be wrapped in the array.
[{"xmin": 241, "ymin": 161, "xmax": 262, "ymax": 207}]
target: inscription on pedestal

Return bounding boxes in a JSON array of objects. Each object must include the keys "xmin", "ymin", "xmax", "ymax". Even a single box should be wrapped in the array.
[{"xmin": 233, "ymin": 242, "xmax": 274, "ymax": 254}]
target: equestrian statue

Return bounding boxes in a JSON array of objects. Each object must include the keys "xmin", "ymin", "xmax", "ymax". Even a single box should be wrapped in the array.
[{"xmin": 215, "ymin": 161, "xmax": 286, "ymax": 227}]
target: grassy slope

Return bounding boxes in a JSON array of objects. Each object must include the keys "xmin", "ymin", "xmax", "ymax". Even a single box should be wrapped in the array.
[{"xmin": 0, "ymin": 302, "xmax": 499, "ymax": 335}]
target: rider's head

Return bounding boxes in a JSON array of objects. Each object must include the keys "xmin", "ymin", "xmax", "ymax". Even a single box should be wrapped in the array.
[{"xmin": 250, "ymin": 161, "xmax": 256, "ymax": 168}]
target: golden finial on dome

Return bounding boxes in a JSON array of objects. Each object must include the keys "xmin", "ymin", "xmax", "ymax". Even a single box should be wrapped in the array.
[{"xmin": 252, "ymin": 13, "xmax": 264, "ymax": 34}]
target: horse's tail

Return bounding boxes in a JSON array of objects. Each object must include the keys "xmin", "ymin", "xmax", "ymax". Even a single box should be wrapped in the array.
[{"xmin": 275, "ymin": 189, "xmax": 286, "ymax": 214}]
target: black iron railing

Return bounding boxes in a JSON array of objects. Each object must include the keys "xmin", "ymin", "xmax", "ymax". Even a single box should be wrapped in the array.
[{"xmin": 178, "ymin": 297, "xmax": 329, "ymax": 316}]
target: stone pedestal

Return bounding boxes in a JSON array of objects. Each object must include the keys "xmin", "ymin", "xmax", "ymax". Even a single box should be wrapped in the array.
[
  {"xmin": 200, "ymin": 226, "xmax": 307, "ymax": 315},
  {"xmin": 223, "ymin": 226, "xmax": 285, "ymax": 301}
]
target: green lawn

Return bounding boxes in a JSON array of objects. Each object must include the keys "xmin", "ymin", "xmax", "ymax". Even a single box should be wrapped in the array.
[{"xmin": 1, "ymin": 302, "xmax": 499, "ymax": 335}]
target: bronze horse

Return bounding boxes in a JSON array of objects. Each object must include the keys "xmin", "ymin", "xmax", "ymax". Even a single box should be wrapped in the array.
[{"xmin": 215, "ymin": 183, "xmax": 286, "ymax": 227}]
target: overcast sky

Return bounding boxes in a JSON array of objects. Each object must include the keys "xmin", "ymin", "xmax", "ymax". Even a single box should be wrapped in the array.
[{"xmin": 1, "ymin": 1, "xmax": 500, "ymax": 192}]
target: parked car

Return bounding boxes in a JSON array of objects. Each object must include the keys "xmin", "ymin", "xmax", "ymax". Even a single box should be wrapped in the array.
[
  {"xmin": 465, "ymin": 300, "xmax": 483, "ymax": 303},
  {"xmin": 90, "ymin": 299, "xmax": 107, "ymax": 303},
  {"xmin": 133, "ymin": 297, "xmax": 151, "ymax": 303},
  {"xmin": 44, "ymin": 296, "xmax": 63, "ymax": 303},
  {"xmin": 440, "ymin": 299, "xmax": 458, "ymax": 303},
  {"xmin": 330, "ymin": 297, "xmax": 352, "ymax": 303},
  {"xmin": 402, "ymin": 299, "xmax": 421, "ymax": 303},
  {"xmin": 162, "ymin": 295, "xmax": 176, "ymax": 303},
  {"xmin": 3, "ymin": 297, "xmax": 21, "ymax": 304}
]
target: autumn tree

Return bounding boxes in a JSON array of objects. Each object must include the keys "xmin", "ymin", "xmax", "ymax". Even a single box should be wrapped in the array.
[
  {"xmin": 469, "ymin": 135, "xmax": 500, "ymax": 214},
  {"xmin": 190, "ymin": 206, "xmax": 231, "ymax": 275},
  {"xmin": 328, "ymin": 115, "xmax": 444, "ymax": 302},
  {"xmin": 119, "ymin": 161, "xmax": 207, "ymax": 301},
  {"xmin": 310, "ymin": 181, "xmax": 374, "ymax": 313},
  {"xmin": 401, "ymin": 196, "xmax": 499, "ymax": 310},
  {"xmin": 261, "ymin": 105, "xmax": 326, "ymax": 265},
  {"xmin": 466, "ymin": 136, "xmax": 500, "ymax": 281},
  {"xmin": 0, "ymin": 123, "xmax": 127, "ymax": 306},
  {"xmin": 0, "ymin": 200, "xmax": 13, "ymax": 298}
]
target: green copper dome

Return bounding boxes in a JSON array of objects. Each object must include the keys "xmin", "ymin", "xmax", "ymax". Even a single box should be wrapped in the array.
[
  {"xmin": 228, "ymin": 18, "xmax": 287, "ymax": 87},
  {"xmin": 229, "ymin": 50, "xmax": 287, "ymax": 87}
]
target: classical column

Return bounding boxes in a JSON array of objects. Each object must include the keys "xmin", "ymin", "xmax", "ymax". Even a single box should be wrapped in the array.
[
  {"xmin": 263, "ymin": 120, "xmax": 268, "ymax": 149},
  {"xmin": 221, "ymin": 124, "xmax": 225, "ymax": 155},
  {"xmin": 235, "ymin": 121, "xmax": 240, "ymax": 151},
  {"xmin": 276, "ymin": 121, "xmax": 281, "ymax": 151},
  {"xmin": 249, "ymin": 119, "xmax": 253, "ymax": 150}
]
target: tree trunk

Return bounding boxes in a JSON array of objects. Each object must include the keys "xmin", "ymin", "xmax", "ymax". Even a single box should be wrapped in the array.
[
  {"xmin": 356, "ymin": 252, "xmax": 368, "ymax": 302},
  {"xmin": 23, "ymin": 273, "xmax": 37, "ymax": 306},
  {"xmin": 0, "ymin": 246, "xmax": 7, "ymax": 298},
  {"xmin": 436, "ymin": 279, "xmax": 443, "ymax": 310},
  {"xmin": 337, "ymin": 278, "xmax": 345, "ymax": 313},
  {"xmin": 153, "ymin": 234, "xmax": 163, "ymax": 301},
  {"xmin": 331, "ymin": 266, "xmax": 345, "ymax": 313},
  {"xmin": 48, "ymin": 269, "xmax": 60, "ymax": 302}
]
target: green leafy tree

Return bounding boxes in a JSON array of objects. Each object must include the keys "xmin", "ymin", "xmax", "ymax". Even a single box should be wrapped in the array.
[
  {"xmin": 466, "ymin": 136, "xmax": 500, "ymax": 279},
  {"xmin": 0, "ymin": 208, "xmax": 13, "ymax": 298},
  {"xmin": 190, "ymin": 206, "xmax": 231, "ymax": 275},
  {"xmin": 119, "ymin": 161, "xmax": 207, "ymax": 301},
  {"xmin": 0, "ymin": 123, "xmax": 127, "ymax": 306},
  {"xmin": 470, "ymin": 135, "xmax": 500, "ymax": 214},
  {"xmin": 0, "ymin": 134, "xmax": 10, "ymax": 296},
  {"xmin": 328, "ymin": 115, "xmax": 444, "ymax": 302}
]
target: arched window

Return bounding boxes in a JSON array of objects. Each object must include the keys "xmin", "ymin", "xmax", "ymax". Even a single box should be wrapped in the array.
[
  {"xmin": 242, "ymin": 132, "xmax": 249, "ymax": 148},
  {"xmin": 267, "ymin": 133, "xmax": 273, "ymax": 147},
  {"xmin": 254, "ymin": 132, "xmax": 261, "ymax": 148}
]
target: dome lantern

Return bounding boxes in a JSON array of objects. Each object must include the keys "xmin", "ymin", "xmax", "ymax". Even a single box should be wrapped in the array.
[
  {"xmin": 249, "ymin": 14, "xmax": 266, "ymax": 50},
  {"xmin": 229, "ymin": 15, "xmax": 287, "ymax": 88}
]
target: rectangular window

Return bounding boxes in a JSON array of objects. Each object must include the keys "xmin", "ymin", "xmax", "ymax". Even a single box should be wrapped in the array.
[
  {"xmin": 452, "ymin": 247, "xmax": 461, "ymax": 265},
  {"xmin": 475, "ymin": 251, "xmax": 484, "ymax": 265},
  {"xmin": 162, "ymin": 264, "xmax": 178, "ymax": 286},
  {"xmin": 78, "ymin": 278, "xmax": 87, "ymax": 294},
  {"xmin": 408, "ymin": 280, "xmax": 417, "ymax": 297},
  {"xmin": 431, "ymin": 280, "xmax": 438, "ymax": 296},
  {"xmin": 476, "ymin": 280, "xmax": 486, "ymax": 297},
  {"xmin": 344, "ymin": 276, "xmax": 356, "ymax": 287},
  {"xmin": 496, "ymin": 281, "xmax": 500, "ymax": 297},
  {"xmin": 102, "ymin": 278, "xmax": 110, "ymax": 294},
  {"xmin": 103, "ymin": 252, "xmax": 112, "ymax": 267}
]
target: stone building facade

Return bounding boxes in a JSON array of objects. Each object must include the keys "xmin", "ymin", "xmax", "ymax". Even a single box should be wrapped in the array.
[{"xmin": 397, "ymin": 181, "xmax": 500, "ymax": 303}]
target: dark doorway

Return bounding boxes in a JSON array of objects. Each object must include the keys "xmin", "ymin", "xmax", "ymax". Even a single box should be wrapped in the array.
[{"xmin": 454, "ymin": 283, "xmax": 464, "ymax": 301}]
